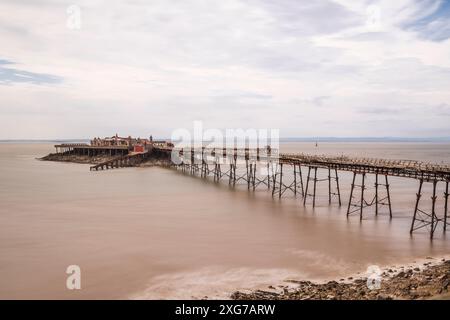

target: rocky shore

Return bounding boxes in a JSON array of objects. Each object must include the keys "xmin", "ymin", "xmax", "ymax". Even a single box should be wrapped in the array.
[
  {"xmin": 39, "ymin": 153, "xmax": 114, "ymax": 164},
  {"xmin": 232, "ymin": 258, "xmax": 450, "ymax": 300},
  {"xmin": 40, "ymin": 153, "xmax": 173, "ymax": 167}
]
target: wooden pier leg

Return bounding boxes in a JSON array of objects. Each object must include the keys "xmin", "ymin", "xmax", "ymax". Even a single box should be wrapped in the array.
[
  {"xmin": 299, "ymin": 166, "xmax": 305, "ymax": 197},
  {"xmin": 410, "ymin": 179, "xmax": 423, "ymax": 234},
  {"xmin": 294, "ymin": 164, "xmax": 297, "ymax": 196},
  {"xmin": 272, "ymin": 163, "xmax": 278, "ymax": 197},
  {"xmin": 303, "ymin": 167, "xmax": 311, "ymax": 206},
  {"xmin": 233, "ymin": 157, "xmax": 237, "ymax": 186},
  {"xmin": 328, "ymin": 167, "xmax": 331, "ymax": 204},
  {"xmin": 267, "ymin": 162, "xmax": 271, "ymax": 190},
  {"xmin": 360, "ymin": 173, "xmax": 365, "ymax": 221},
  {"xmin": 444, "ymin": 181, "xmax": 449, "ymax": 232},
  {"xmin": 191, "ymin": 149, "xmax": 194, "ymax": 174},
  {"xmin": 201, "ymin": 159, "xmax": 206, "ymax": 178},
  {"xmin": 249, "ymin": 163, "xmax": 253, "ymax": 188},
  {"xmin": 347, "ymin": 172, "xmax": 356, "ymax": 216},
  {"xmin": 335, "ymin": 169, "xmax": 341, "ymax": 206},
  {"xmin": 246, "ymin": 160, "xmax": 250, "ymax": 189},
  {"xmin": 201, "ymin": 153, "xmax": 204, "ymax": 178},
  {"xmin": 430, "ymin": 180, "xmax": 437, "ymax": 239},
  {"xmin": 375, "ymin": 174, "xmax": 379, "ymax": 216},
  {"xmin": 385, "ymin": 175, "xmax": 393, "ymax": 218},
  {"xmin": 202, "ymin": 150, "xmax": 205, "ymax": 177},
  {"xmin": 279, "ymin": 163, "xmax": 283, "ymax": 199},
  {"xmin": 217, "ymin": 162, "xmax": 220, "ymax": 181},
  {"xmin": 253, "ymin": 162, "xmax": 256, "ymax": 191},
  {"xmin": 313, "ymin": 167, "xmax": 317, "ymax": 208}
]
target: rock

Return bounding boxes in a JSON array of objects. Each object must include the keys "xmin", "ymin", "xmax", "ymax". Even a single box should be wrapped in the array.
[{"xmin": 232, "ymin": 259, "xmax": 450, "ymax": 301}]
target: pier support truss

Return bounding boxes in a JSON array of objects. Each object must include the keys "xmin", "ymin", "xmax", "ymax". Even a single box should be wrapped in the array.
[
  {"xmin": 347, "ymin": 173, "xmax": 392, "ymax": 220},
  {"xmin": 302, "ymin": 166, "xmax": 341, "ymax": 207},
  {"xmin": 271, "ymin": 163, "xmax": 304, "ymax": 199},
  {"xmin": 410, "ymin": 180, "xmax": 449, "ymax": 238},
  {"xmin": 123, "ymin": 145, "xmax": 450, "ymax": 239},
  {"xmin": 176, "ymin": 149, "xmax": 277, "ymax": 191}
]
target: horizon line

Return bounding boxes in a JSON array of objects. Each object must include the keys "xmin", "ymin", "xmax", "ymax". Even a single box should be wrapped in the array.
[{"xmin": 2, "ymin": 136, "xmax": 450, "ymax": 142}]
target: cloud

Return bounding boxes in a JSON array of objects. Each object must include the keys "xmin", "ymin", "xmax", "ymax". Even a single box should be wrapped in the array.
[
  {"xmin": 402, "ymin": 0, "xmax": 450, "ymax": 41},
  {"xmin": 0, "ymin": 59, "xmax": 62, "ymax": 85},
  {"xmin": 0, "ymin": 0, "xmax": 449, "ymax": 139}
]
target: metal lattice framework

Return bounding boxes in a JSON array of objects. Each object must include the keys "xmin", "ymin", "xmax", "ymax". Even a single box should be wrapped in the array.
[
  {"xmin": 55, "ymin": 144, "xmax": 449, "ymax": 238},
  {"xmin": 169, "ymin": 147, "xmax": 449, "ymax": 238}
]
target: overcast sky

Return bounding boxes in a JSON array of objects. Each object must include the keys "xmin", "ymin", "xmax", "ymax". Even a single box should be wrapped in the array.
[{"xmin": 1, "ymin": 0, "xmax": 450, "ymax": 139}]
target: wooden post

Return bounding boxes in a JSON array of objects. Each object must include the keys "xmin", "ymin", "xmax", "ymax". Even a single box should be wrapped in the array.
[
  {"xmin": 272, "ymin": 165, "xmax": 277, "ymax": 197},
  {"xmin": 313, "ymin": 167, "xmax": 317, "ymax": 208},
  {"xmin": 279, "ymin": 163, "xmax": 283, "ymax": 199},
  {"xmin": 335, "ymin": 169, "xmax": 341, "ymax": 206},
  {"xmin": 217, "ymin": 162, "xmax": 221, "ymax": 182},
  {"xmin": 253, "ymin": 162, "xmax": 256, "ymax": 191},
  {"xmin": 294, "ymin": 164, "xmax": 297, "ymax": 195},
  {"xmin": 410, "ymin": 179, "xmax": 423, "ymax": 234},
  {"xmin": 385, "ymin": 175, "xmax": 393, "ymax": 218},
  {"xmin": 328, "ymin": 167, "xmax": 331, "ymax": 204},
  {"xmin": 444, "ymin": 181, "xmax": 449, "ymax": 232},
  {"xmin": 233, "ymin": 156, "xmax": 237, "ymax": 186},
  {"xmin": 360, "ymin": 173, "xmax": 365, "ymax": 220},
  {"xmin": 299, "ymin": 166, "xmax": 304, "ymax": 197},
  {"xmin": 246, "ymin": 160, "xmax": 250, "ymax": 189},
  {"xmin": 303, "ymin": 167, "xmax": 311, "ymax": 206},
  {"xmin": 347, "ymin": 172, "xmax": 356, "ymax": 216},
  {"xmin": 430, "ymin": 180, "xmax": 437, "ymax": 239},
  {"xmin": 375, "ymin": 173, "xmax": 379, "ymax": 216}
]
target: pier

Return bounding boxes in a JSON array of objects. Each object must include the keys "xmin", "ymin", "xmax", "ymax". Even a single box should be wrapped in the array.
[
  {"xmin": 52, "ymin": 141, "xmax": 450, "ymax": 238},
  {"xmin": 170, "ymin": 146, "xmax": 450, "ymax": 239}
]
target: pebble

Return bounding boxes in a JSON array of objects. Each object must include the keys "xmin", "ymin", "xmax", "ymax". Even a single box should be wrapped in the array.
[{"xmin": 232, "ymin": 260, "xmax": 450, "ymax": 300}]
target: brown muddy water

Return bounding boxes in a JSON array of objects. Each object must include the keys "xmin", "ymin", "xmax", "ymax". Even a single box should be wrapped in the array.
[{"xmin": 0, "ymin": 142, "xmax": 449, "ymax": 299}]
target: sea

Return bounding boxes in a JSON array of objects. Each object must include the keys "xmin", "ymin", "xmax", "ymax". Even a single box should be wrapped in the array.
[{"xmin": 0, "ymin": 141, "xmax": 449, "ymax": 299}]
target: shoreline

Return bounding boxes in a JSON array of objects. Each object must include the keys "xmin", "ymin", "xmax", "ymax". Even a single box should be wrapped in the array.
[{"xmin": 231, "ymin": 256, "xmax": 450, "ymax": 300}]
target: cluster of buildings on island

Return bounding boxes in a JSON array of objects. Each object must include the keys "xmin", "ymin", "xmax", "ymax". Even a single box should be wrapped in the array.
[{"xmin": 90, "ymin": 134, "xmax": 173, "ymax": 153}]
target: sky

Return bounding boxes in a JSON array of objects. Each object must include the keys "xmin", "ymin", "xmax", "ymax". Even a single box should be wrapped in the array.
[{"xmin": 1, "ymin": 0, "xmax": 450, "ymax": 139}]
